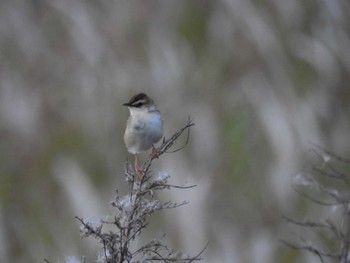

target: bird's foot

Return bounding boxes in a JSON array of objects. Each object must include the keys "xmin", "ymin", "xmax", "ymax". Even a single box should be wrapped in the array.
[
  {"xmin": 151, "ymin": 145, "xmax": 159, "ymax": 158},
  {"xmin": 135, "ymin": 165, "xmax": 144, "ymax": 179}
]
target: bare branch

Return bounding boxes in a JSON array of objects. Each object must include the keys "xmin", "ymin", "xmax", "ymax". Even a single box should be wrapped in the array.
[
  {"xmin": 165, "ymin": 116, "xmax": 194, "ymax": 153},
  {"xmin": 283, "ymin": 147, "xmax": 350, "ymax": 263},
  {"xmin": 74, "ymin": 119, "xmax": 206, "ymax": 263},
  {"xmin": 313, "ymin": 165, "xmax": 350, "ymax": 187},
  {"xmin": 291, "ymin": 186, "xmax": 339, "ymax": 206},
  {"xmin": 142, "ymin": 118, "xmax": 195, "ymax": 173},
  {"xmin": 280, "ymin": 239, "xmax": 338, "ymax": 263},
  {"xmin": 309, "ymin": 143, "xmax": 350, "ymax": 164},
  {"xmin": 187, "ymin": 242, "xmax": 209, "ymax": 263}
]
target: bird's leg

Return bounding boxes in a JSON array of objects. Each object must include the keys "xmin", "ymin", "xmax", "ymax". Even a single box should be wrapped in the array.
[
  {"xmin": 151, "ymin": 145, "xmax": 159, "ymax": 158},
  {"xmin": 134, "ymin": 154, "xmax": 143, "ymax": 179}
]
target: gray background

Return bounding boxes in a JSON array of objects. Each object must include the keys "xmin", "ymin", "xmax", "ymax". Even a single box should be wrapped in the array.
[{"xmin": 0, "ymin": 1, "xmax": 349, "ymax": 262}]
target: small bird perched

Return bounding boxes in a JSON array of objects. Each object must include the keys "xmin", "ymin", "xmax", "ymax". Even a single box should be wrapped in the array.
[{"xmin": 123, "ymin": 93, "xmax": 163, "ymax": 178}]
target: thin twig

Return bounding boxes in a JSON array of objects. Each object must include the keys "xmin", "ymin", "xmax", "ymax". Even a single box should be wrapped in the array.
[
  {"xmin": 283, "ymin": 146, "xmax": 350, "ymax": 262},
  {"xmin": 280, "ymin": 240, "xmax": 331, "ymax": 263},
  {"xmin": 165, "ymin": 116, "xmax": 193, "ymax": 153},
  {"xmin": 309, "ymin": 143, "xmax": 350, "ymax": 163},
  {"xmin": 187, "ymin": 242, "xmax": 210, "ymax": 263},
  {"xmin": 75, "ymin": 119, "xmax": 203, "ymax": 262},
  {"xmin": 291, "ymin": 186, "xmax": 339, "ymax": 206}
]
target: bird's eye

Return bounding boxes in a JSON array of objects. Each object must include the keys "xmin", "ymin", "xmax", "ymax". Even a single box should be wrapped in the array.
[{"xmin": 133, "ymin": 102, "xmax": 143, "ymax": 108}]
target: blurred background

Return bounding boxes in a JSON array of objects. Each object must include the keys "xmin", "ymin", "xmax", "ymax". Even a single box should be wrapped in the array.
[{"xmin": 0, "ymin": 0, "xmax": 349, "ymax": 262}]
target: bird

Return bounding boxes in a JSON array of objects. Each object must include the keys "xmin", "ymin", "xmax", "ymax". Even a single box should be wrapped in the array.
[{"xmin": 123, "ymin": 93, "xmax": 163, "ymax": 178}]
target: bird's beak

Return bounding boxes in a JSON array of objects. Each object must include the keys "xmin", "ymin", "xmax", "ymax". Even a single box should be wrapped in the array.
[{"xmin": 123, "ymin": 102, "xmax": 131, "ymax": 107}]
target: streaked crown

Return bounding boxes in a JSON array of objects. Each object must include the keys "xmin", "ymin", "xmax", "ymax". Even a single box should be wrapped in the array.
[{"xmin": 123, "ymin": 93, "xmax": 155, "ymax": 109}]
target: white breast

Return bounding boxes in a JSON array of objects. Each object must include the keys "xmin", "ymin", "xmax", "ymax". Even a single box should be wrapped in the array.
[{"xmin": 124, "ymin": 109, "xmax": 163, "ymax": 154}]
